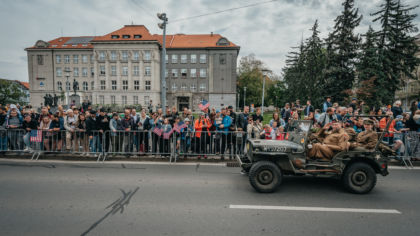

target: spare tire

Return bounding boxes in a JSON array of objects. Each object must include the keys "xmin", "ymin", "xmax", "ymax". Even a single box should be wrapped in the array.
[{"xmin": 249, "ymin": 161, "xmax": 282, "ymax": 193}]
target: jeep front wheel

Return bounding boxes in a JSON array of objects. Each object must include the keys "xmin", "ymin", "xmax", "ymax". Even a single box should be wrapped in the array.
[
  {"xmin": 249, "ymin": 161, "xmax": 282, "ymax": 193},
  {"xmin": 342, "ymin": 162, "xmax": 377, "ymax": 194}
]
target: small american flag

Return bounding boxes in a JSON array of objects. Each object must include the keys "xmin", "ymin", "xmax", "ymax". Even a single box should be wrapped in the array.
[
  {"xmin": 30, "ymin": 130, "xmax": 43, "ymax": 143},
  {"xmin": 153, "ymin": 126, "xmax": 162, "ymax": 136},
  {"xmin": 163, "ymin": 131, "xmax": 172, "ymax": 139},
  {"xmin": 173, "ymin": 122, "xmax": 188, "ymax": 133},
  {"xmin": 198, "ymin": 100, "xmax": 210, "ymax": 111}
]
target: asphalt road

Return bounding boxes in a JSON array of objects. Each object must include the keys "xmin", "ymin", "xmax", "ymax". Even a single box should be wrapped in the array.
[{"xmin": 0, "ymin": 160, "xmax": 419, "ymax": 236}]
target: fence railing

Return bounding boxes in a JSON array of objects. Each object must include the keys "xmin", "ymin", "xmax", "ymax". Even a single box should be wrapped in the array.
[{"xmin": 0, "ymin": 129, "xmax": 419, "ymax": 164}]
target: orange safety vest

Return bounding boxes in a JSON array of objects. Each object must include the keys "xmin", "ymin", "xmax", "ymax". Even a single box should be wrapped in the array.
[
  {"xmin": 379, "ymin": 118, "xmax": 395, "ymax": 137},
  {"xmin": 194, "ymin": 119, "xmax": 211, "ymax": 138}
]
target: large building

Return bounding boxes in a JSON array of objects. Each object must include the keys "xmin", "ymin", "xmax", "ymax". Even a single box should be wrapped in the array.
[
  {"xmin": 25, "ymin": 25, "xmax": 239, "ymax": 111},
  {"xmin": 395, "ymin": 33, "xmax": 420, "ymax": 111}
]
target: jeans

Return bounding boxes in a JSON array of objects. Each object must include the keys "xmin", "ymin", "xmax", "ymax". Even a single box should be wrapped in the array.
[
  {"xmin": 91, "ymin": 135, "xmax": 102, "ymax": 153},
  {"xmin": 23, "ymin": 133, "xmax": 31, "ymax": 148},
  {"xmin": 0, "ymin": 134, "xmax": 7, "ymax": 151}
]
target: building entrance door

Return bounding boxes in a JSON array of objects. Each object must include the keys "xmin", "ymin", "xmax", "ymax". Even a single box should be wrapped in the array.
[{"xmin": 177, "ymin": 97, "xmax": 189, "ymax": 111}]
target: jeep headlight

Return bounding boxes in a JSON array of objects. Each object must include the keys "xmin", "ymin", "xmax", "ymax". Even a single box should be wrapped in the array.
[{"xmin": 246, "ymin": 142, "xmax": 251, "ymax": 152}]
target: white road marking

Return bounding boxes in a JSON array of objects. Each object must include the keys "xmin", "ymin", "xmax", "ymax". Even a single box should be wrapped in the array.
[
  {"xmin": 388, "ymin": 166, "xmax": 420, "ymax": 170},
  {"xmin": 229, "ymin": 205, "xmax": 401, "ymax": 214}
]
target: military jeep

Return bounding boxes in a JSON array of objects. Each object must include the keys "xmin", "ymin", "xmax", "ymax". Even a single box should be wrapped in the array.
[{"xmin": 237, "ymin": 117, "xmax": 393, "ymax": 194}]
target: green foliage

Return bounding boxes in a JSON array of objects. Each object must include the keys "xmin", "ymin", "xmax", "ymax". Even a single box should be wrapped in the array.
[{"xmin": 0, "ymin": 79, "xmax": 27, "ymax": 105}]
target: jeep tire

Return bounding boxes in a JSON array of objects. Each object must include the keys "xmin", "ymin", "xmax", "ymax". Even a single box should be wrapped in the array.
[
  {"xmin": 342, "ymin": 162, "xmax": 377, "ymax": 194},
  {"xmin": 249, "ymin": 161, "xmax": 282, "ymax": 193}
]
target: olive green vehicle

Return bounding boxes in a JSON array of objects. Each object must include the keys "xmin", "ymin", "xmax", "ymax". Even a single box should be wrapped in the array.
[{"xmin": 237, "ymin": 117, "xmax": 393, "ymax": 194}]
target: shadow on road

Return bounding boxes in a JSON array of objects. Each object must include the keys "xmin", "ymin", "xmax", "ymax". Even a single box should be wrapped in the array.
[{"xmin": 80, "ymin": 187, "xmax": 139, "ymax": 236}]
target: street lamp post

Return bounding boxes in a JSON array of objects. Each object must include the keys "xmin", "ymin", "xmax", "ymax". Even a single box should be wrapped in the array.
[
  {"xmin": 158, "ymin": 13, "xmax": 168, "ymax": 110},
  {"xmin": 405, "ymin": 80, "xmax": 410, "ymax": 112},
  {"xmin": 243, "ymin": 86, "xmax": 247, "ymax": 109},
  {"xmin": 64, "ymin": 68, "xmax": 72, "ymax": 109},
  {"xmin": 261, "ymin": 69, "xmax": 271, "ymax": 116}
]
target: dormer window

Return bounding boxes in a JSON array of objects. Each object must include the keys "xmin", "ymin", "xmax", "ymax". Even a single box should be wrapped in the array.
[
  {"xmin": 122, "ymin": 35, "xmax": 130, "ymax": 39},
  {"xmin": 62, "ymin": 44, "xmax": 68, "ymax": 47},
  {"xmin": 111, "ymin": 35, "xmax": 120, "ymax": 39},
  {"xmin": 72, "ymin": 44, "xmax": 78, "ymax": 47},
  {"xmin": 216, "ymin": 37, "xmax": 229, "ymax": 46},
  {"xmin": 134, "ymin": 35, "xmax": 142, "ymax": 39},
  {"xmin": 52, "ymin": 45, "xmax": 57, "ymax": 47}
]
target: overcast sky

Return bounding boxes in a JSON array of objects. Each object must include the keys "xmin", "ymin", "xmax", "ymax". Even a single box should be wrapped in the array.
[{"xmin": 0, "ymin": 0, "xmax": 419, "ymax": 82}]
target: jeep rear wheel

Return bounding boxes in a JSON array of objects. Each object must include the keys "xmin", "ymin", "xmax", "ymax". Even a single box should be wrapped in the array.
[
  {"xmin": 249, "ymin": 161, "xmax": 282, "ymax": 193},
  {"xmin": 342, "ymin": 162, "xmax": 377, "ymax": 194}
]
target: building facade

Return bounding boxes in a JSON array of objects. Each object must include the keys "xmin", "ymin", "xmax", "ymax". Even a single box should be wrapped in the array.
[{"xmin": 26, "ymin": 25, "xmax": 239, "ymax": 111}]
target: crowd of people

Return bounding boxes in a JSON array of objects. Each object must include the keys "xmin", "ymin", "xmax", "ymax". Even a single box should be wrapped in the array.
[{"xmin": 0, "ymin": 96, "xmax": 419, "ymax": 161}]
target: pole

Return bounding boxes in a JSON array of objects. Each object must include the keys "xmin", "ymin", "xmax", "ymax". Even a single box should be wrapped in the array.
[
  {"xmin": 405, "ymin": 81, "xmax": 409, "ymax": 112},
  {"xmin": 160, "ymin": 19, "xmax": 168, "ymax": 110},
  {"xmin": 66, "ymin": 75, "xmax": 70, "ymax": 109},
  {"xmin": 243, "ymin": 87, "xmax": 247, "ymax": 109},
  {"xmin": 261, "ymin": 75, "xmax": 266, "ymax": 115}
]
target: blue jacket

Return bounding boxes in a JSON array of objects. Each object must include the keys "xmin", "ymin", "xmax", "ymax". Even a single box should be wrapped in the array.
[{"xmin": 214, "ymin": 115, "xmax": 232, "ymax": 134}]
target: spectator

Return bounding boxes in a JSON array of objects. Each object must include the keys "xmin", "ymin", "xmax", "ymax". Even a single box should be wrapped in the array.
[
  {"xmin": 97, "ymin": 108, "xmax": 110, "ymax": 152},
  {"xmin": 121, "ymin": 109, "xmax": 135, "ymax": 153},
  {"xmin": 323, "ymin": 96, "xmax": 332, "ymax": 112},
  {"xmin": 109, "ymin": 113, "xmax": 121, "ymax": 153},
  {"xmin": 22, "ymin": 114, "xmax": 37, "ymax": 151},
  {"xmin": 247, "ymin": 117, "xmax": 263, "ymax": 139},
  {"xmin": 0, "ymin": 106, "xmax": 7, "ymax": 151},
  {"xmin": 270, "ymin": 112, "xmax": 285, "ymax": 128},
  {"xmin": 194, "ymin": 113, "xmax": 211, "ymax": 158},
  {"xmin": 63, "ymin": 109, "xmax": 78, "ymax": 151},
  {"xmin": 349, "ymin": 98, "xmax": 357, "ymax": 112},
  {"xmin": 215, "ymin": 108, "xmax": 232, "ymax": 160},
  {"xmin": 317, "ymin": 107, "xmax": 337, "ymax": 127},
  {"xmin": 39, "ymin": 115, "xmax": 52, "ymax": 151},
  {"xmin": 161, "ymin": 118, "xmax": 172, "ymax": 156},
  {"xmin": 75, "ymin": 113, "xmax": 89, "ymax": 153},
  {"xmin": 86, "ymin": 110, "xmax": 100, "ymax": 153},
  {"xmin": 137, "ymin": 109, "xmax": 150, "ymax": 153},
  {"xmin": 281, "ymin": 103, "xmax": 291, "ymax": 123},
  {"xmin": 181, "ymin": 118, "xmax": 193, "ymax": 156},
  {"xmin": 4, "ymin": 109, "xmax": 23, "ymax": 150},
  {"xmin": 304, "ymin": 100, "xmax": 314, "ymax": 117},
  {"xmin": 391, "ymin": 100, "xmax": 403, "ymax": 117}
]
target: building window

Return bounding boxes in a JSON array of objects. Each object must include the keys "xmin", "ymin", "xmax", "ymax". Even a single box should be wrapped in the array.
[
  {"xmin": 57, "ymin": 81, "xmax": 62, "ymax": 91},
  {"xmin": 200, "ymin": 69, "xmax": 207, "ymax": 78},
  {"xmin": 144, "ymin": 96, "xmax": 150, "ymax": 105},
  {"xmin": 73, "ymin": 67, "xmax": 79, "ymax": 77},
  {"xmin": 144, "ymin": 51, "xmax": 151, "ymax": 61},
  {"xmin": 171, "ymin": 54, "xmax": 178, "ymax": 63},
  {"xmin": 111, "ymin": 66, "xmax": 117, "ymax": 76},
  {"xmin": 82, "ymin": 55, "xmax": 88, "ymax": 63},
  {"xmin": 66, "ymin": 81, "xmax": 71, "ymax": 91},
  {"xmin": 91, "ymin": 81, "xmax": 94, "ymax": 90},
  {"xmin": 191, "ymin": 54, "xmax": 197, "ymax": 63},
  {"xmin": 90, "ymin": 55, "xmax": 94, "ymax": 63},
  {"xmin": 99, "ymin": 51, "xmax": 105, "ymax": 61},
  {"xmin": 56, "ymin": 68, "xmax": 62, "ymax": 77},
  {"xmin": 190, "ymin": 84, "xmax": 196, "ymax": 92},
  {"xmin": 219, "ymin": 54, "xmax": 226, "ymax": 65},
  {"xmin": 199, "ymin": 83, "xmax": 206, "ymax": 92},
  {"xmin": 200, "ymin": 54, "xmax": 206, "ymax": 63},
  {"xmin": 56, "ymin": 55, "xmax": 61, "ymax": 64},
  {"xmin": 91, "ymin": 67, "xmax": 94, "ymax": 77},
  {"xmin": 181, "ymin": 69, "xmax": 187, "ymax": 77},
  {"xmin": 37, "ymin": 55, "xmax": 44, "ymax": 65},
  {"xmin": 83, "ymin": 81, "xmax": 88, "ymax": 91},
  {"xmin": 122, "ymin": 35, "xmax": 130, "ymax": 39},
  {"xmin": 111, "ymin": 95, "xmax": 116, "ymax": 104},
  {"xmin": 145, "ymin": 81, "xmax": 151, "ymax": 90},
  {"xmin": 82, "ymin": 67, "xmax": 88, "ymax": 77},
  {"xmin": 181, "ymin": 83, "xmax": 187, "ymax": 91},
  {"xmin": 134, "ymin": 80, "xmax": 140, "ymax": 90},
  {"xmin": 64, "ymin": 55, "xmax": 70, "ymax": 63},
  {"xmin": 190, "ymin": 69, "xmax": 197, "ymax": 78},
  {"xmin": 122, "ymin": 66, "xmax": 128, "ymax": 76},
  {"xmin": 99, "ymin": 95, "xmax": 104, "ymax": 104},
  {"xmin": 133, "ymin": 96, "xmax": 139, "ymax": 105},
  {"xmin": 99, "ymin": 65, "xmax": 105, "ymax": 75},
  {"xmin": 172, "ymin": 83, "xmax": 177, "ymax": 91},
  {"xmin": 111, "ymin": 80, "xmax": 117, "ymax": 90},
  {"xmin": 145, "ymin": 66, "xmax": 151, "ymax": 76},
  {"xmin": 181, "ymin": 54, "xmax": 187, "ymax": 63},
  {"xmin": 133, "ymin": 51, "xmax": 139, "ymax": 61},
  {"xmin": 165, "ymin": 69, "xmax": 168, "ymax": 78},
  {"xmin": 122, "ymin": 96, "xmax": 127, "ymax": 105},
  {"xmin": 100, "ymin": 80, "xmax": 106, "ymax": 90},
  {"xmin": 133, "ymin": 65, "xmax": 139, "ymax": 76},
  {"xmin": 111, "ymin": 35, "xmax": 119, "ymax": 39},
  {"xmin": 172, "ymin": 69, "xmax": 178, "ymax": 78},
  {"xmin": 122, "ymin": 80, "xmax": 128, "ymax": 90},
  {"xmin": 111, "ymin": 51, "xmax": 117, "ymax": 61},
  {"xmin": 122, "ymin": 51, "xmax": 128, "ymax": 61},
  {"xmin": 73, "ymin": 55, "xmax": 79, "ymax": 64},
  {"xmin": 165, "ymin": 54, "xmax": 168, "ymax": 63}
]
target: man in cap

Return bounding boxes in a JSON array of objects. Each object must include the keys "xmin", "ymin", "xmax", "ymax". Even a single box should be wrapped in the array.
[
  {"xmin": 308, "ymin": 121, "xmax": 349, "ymax": 161},
  {"xmin": 351, "ymin": 119, "xmax": 378, "ymax": 151}
]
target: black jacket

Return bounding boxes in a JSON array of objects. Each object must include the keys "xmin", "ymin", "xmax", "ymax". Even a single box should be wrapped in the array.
[
  {"xmin": 237, "ymin": 113, "xmax": 249, "ymax": 130},
  {"xmin": 86, "ymin": 117, "xmax": 98, "ymax": 136},
  {"xmin": 97, "ymin": 115, "xmax": 110, "ymax": 131},
  {"xmin": 22, "ymin": 120, "xmax": 38, "ymax": 133}
]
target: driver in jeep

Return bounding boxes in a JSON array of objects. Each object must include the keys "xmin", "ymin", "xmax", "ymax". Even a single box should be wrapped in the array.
[{"xmin": 308, "ymin": 121, "xmax": 349, "ymax": 161}]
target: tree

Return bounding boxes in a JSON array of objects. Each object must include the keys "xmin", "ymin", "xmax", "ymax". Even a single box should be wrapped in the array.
[
  {"xmin": 371, "ymin": 0, "xmax": 419, "ymax": 105},
  {"xmin": 0, "ymin": 79, "xmax": 27, "ymax": 105},
  {"xmin": 282, "ymin": 40, "xmax": 306, "ymax": 104},
  {"xmin": 324, "ymin": 0, "xmax": 362, "ymax": 104}
]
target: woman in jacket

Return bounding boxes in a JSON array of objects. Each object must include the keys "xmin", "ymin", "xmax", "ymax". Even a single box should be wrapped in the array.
[
  {"xmin": 39, "ymin": 116, "xmax": 52, "ymax": 151},
  {"xmin": 4, "ymin": 109, "xmax": 23, "ymax": 150},
  {"xmin": 194, "ymin": 113, "xmax": 211, "ymax": 158},
  {"xmin": 63, "ymin": 109, "xmax": 78, "ymax": 151},
  {"xmin": 75, "ymin": 113, "xmax": 89, "ymax": 154},
  {"xmin": 49, "ymin": 113, "xmax": 63, "ymax": 151},
  {"xmin": 161, "ymin": 118, "xmax": 172, "ymax": 157},
  {"xmin": 109, "ymin": 113, "xmax": 122, "ymax": 153}
]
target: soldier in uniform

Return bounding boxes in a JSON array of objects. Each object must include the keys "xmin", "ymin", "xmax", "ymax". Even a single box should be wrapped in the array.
[
  {"xmin": 351, "ymin": 119, "xmax": 378, "ymax": 151},
  {"xmin": 308, "ymin": 121, "xmax": 349, "ymax": 161}
]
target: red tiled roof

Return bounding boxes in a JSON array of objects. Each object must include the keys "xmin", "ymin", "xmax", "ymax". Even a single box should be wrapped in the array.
[
  {"xmin": 26, "ymin": 25, "xmax": 239, "ymax": 50},
  {"xmin": 154, "ymin": 34, "xmax": 238, "ymax": 48},
  {"xmin": 17, "ymin": 81, "xmax": 30, "ymax": 90},
  {"xmin": 92, "ymin": 25, "xmax": 157, "ymax": 42}
]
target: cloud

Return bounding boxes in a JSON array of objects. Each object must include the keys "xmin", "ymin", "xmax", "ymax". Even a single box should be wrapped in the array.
[{"xmin": 0, "ymin": 0, "xmax": 419, "ymax": 82}]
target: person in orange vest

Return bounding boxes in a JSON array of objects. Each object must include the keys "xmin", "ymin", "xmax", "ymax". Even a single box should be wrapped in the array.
[
  {"xmin": 276, "ymin": 125, "xmax": 286, "ymax": 140},
  {"xmin": 379, "ymin": 110, "xmax": 395, "ymax": 144},
  {"xmin": 194, "ymin": 112, "xmax": 211, "ymax": 158},
  {"xmin": 261, "ymin": 124, "xmax": 275, "ymax": 140}
]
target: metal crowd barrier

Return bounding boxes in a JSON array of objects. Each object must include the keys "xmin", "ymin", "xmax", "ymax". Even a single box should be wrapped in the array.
[{"xmin": 1, "ymin": 128, "xmax": 419, "ymax": 164}]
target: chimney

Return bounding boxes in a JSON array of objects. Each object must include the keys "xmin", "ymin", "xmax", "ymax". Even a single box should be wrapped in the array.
[{"xmin": 211, "ymin": 32, "xmax": 213, "ymax": 37}]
